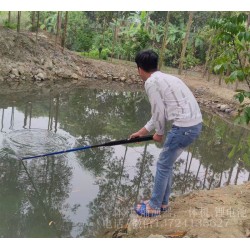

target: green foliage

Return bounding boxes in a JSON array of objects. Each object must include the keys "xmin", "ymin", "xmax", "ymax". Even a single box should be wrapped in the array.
[
  {"xmin": 81, "ymin": 48, "xmax": 111, "ymax": 60},
  {"xmin": 3, "ymin": 20, "xmax": 17, "ymax": 29},
  {"xmin": 40, "ymin": 11, "xmax": 57, "ymax": 33},
  {"xmin": 66, "ymin": 12, "xmax": 95, "ymax": 52},
  {"xmin": 210, "ymin": 12, "xmax": 250, "ymax": 124},
  {"xmin": 183, "ymin": 51, "xmax": 201, "ymax": 69},
  {"xmin": 234, "ymin": 90, "xmax": 250, "ymax": 124},
  {"xmin": 131, "ymin": 28, "xmax": 151, "ymax": 54}
]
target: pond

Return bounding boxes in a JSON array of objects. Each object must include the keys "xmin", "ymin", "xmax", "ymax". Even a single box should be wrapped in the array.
[{"xmin": 0, "ymin": 85, "xmax": 249, "ymax": 237}]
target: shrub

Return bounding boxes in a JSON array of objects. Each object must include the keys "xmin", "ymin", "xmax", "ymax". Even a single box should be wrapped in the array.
[{"xmin": 3, "ymin": 20, "xmax": 17, "ymax": 30}]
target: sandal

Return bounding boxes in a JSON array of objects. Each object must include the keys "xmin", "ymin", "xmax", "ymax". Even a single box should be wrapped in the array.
[
  {"xmin": 134, "ymin": 202, "xmax": 161, "ymax": 217},
  {"xmin": 139, "ymin": 200, "xmax": 169, "ymax": 212},
  {"xmin": 161, "ymin": 205, "xmax": 169, "ymax": 212}
]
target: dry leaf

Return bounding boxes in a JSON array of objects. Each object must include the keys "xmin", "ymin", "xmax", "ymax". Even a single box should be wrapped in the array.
[{"xmin": 165, "ymin": 231, "xmax": 187, "ymax": 238}]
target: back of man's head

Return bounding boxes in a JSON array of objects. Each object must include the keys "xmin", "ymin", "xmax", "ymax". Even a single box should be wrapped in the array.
[{"xmin": 135, "ymin": 50, "xmax": 158, "ymax": 73}]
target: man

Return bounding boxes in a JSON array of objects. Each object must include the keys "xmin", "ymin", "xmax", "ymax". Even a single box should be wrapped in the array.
[{"xmin": 130, "ymin": 49, "xmax": 202, "ymax": 217}]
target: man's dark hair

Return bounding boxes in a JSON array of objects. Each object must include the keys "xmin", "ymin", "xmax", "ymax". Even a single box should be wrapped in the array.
[{"xmin": 135, "ymin": 49, "xmax": 158, "ymax": 72}]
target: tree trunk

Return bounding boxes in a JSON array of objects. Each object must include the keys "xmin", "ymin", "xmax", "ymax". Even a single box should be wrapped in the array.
[
  {"xmin": 202, "ymin": 37, "xmax": 212, "ymax": 78},
  {"xmin": 226, "ymin": 166, "xmax": 234, "ymax": 186},
  {"xmin": 111, "ymin": 13, "xmax": 119, "ymax": 62},
  {"xmin": 218, "ymin": 74, "xmax": 223, "ymax": 85},
  {"xmin": 58, "ymin": 11, "xmax": 62, "ymax": 40},
  {"xmin": 145, "ymin": 11, "xmax": 150, "ymax": 32},
  {"xmin": 134, "ymin": 144, "xmax": 148, "ymax": 202},
  {"xmin": 29, "ymin": 102, "xmax": 32, "ymax": 129},
  {"xmin": 31, "ymin": 11, "xmax": 36, "ymax": 32},
  {"xmin": 55, "ymin": 11, "xmax": 60, "ymax": 50},
  {"xmin": 54, "ymin": 95, "xmax": 59, "ymax": 133},
  {"xmin": 61, "ymin": 11, "xmax": 68, "ymax": 52},
  {"xmin": 17, "ymin": 11, "xmax": 21, "ymax": 33},
  {"xmin": 8, "ymin": 11, "xmax": 11, "ymax": 23},
  {"xmin": 248, "ymin": 12, "xmax": 250, "ymax": 27},
  {"xmin": 208, "ymin": 171, "xmax": 215, "ymax": 190},
  {"xmin": 1, "ymin": 109, "xmax": 5, "ymax": 132},
  {"xmin": 202, "ymin": 165, "xmax": 209, "ymax": 189},
  {"xmin": 111, "ymin": 146, "xmax": 128, "ymax": 214},
  {"xmin": 35, "ymin": 11, "xmax": 40, "ymax": 56},
  {"xmin": 192, "ymin": 161, "xmax": 202, "ymax": 189},
  {"xmin": 159, "ymin": 11, "xmax": 170, "ymax": 70},
  {"xmin": 101, "ymin": 17, "xmax": 106, "ymax": 46},
  {"xmin": 217, "ymin": 171, "xmax": 223, "ymax": 188},
  {"xmin": 178, "ymin": 11, "xmax": 194, "ymax": 75},
  {"xmin": 244, "ymin": 12, "xmax": 250, "ymax": 69}
]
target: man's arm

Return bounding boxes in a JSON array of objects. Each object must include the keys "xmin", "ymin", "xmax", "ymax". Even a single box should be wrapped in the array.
[{"xmin": 146, "ymin": 81, "xmax": 166, "ymax": 136}]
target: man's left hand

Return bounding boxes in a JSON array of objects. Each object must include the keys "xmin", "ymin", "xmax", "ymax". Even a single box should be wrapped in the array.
[{"xmin": 153, "ymin": 133, "xmax": 163, "ymax": 142}]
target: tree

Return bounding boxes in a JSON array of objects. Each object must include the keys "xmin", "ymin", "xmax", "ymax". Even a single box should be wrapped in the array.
[
  {"xmin": 178, "ymin": 11, "xmax": 194, "ymax": 75},
  {"xmin": 61, "ymin": 11, "xmax": 68, "ymax": 52},
  {"xmin": 35, "ymin": 11, "xmax": 40, "ymax": 56},
  {"xmin": 30, "ymin": 11, "xmax": 36, "ymax": 32},
  {"xmin": 159, "ymin": 11, "xmax": 170, "ymax": 70},
  {"xmin": 54, "ymin": 11, "xmax": 61, "ymax": 50},
  {"xmin": 210, "ymin": 12, "xmax": 250, "ymax": 124},
  {"xmin": 17, "ymin": 11, "xmax": 21, "ymax": 33},
  {"xmin": 8, "ymin": 11, "xmax": 11, "ymax": 23}
]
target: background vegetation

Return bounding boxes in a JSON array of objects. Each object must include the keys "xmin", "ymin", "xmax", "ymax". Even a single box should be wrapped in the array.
[{"xmin": 0, "ymin": 11, "xmax": 250, "ymax": 124}]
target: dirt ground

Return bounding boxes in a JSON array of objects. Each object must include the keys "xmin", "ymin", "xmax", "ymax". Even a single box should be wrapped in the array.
[
  {"xmin": 126, "ymin": 182, "xmax": 250, "ymax": 238},
  {"xmin": 1, "ymin": 27, "xmax": 250, "ymax": 238}
]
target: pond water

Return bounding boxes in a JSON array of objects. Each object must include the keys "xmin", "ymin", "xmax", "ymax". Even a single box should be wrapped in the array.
[{"xmin": 0, "ymin": 85, "xmax": 249, "ymax": 237}]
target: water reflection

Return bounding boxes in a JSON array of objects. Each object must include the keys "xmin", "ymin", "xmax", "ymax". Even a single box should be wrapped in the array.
[{"xmin": 0, "ymin": 86, "xmax": 249, "ymax": 237}]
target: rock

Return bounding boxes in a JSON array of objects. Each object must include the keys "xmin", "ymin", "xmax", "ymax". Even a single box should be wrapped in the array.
[
  {"xmin": 127, "ymin": 79, "xmax": 133, "ymax": 85},
  {"xmin": 0, "ymin": 76, "xmax": 4, "ymax": 82},
  {"xmin": 101, "ymin": 74, "xmax": 108, "ymax": 79},
  {"xmin": 225, "ymin": 108, "xmax": 233, "ymax": 113},
  {"xmin": 33, "ymin": 58, "xmax": 40, "ymax": 64},
  {"xmin": 112, "ymin": 76, "xmax": 119, "ymax": 81},
  {"xmin": 120, "ymin": 76, "xmax": 126, "ymax": 82},
  {"xmin": 35, "ymin": 72, "xmax": 46, "ymax": 81},
  {"xmin": 71, "ymin": 73, "xmax": 79, "ymax": 80},
  {"xmin": 18, "ymin": 66, "xmax": 25, "ymax": 75},
  {"xmin": 107, "ymin": 75, "xmax": 113, "ymax": 82},
  {"xmin": 11, "ymin": 68, "xmax": 19, "ymax": 77},
  {"xmin": 9, "ymin": 74, "xmax": 16, "ymax": 79},
  {"xmin": 44, "ymin": 60, "xmax": 53, "ymax": 70},
  {"xmin": 220, "ymin": 104, "xmax": 230, "ymax": 112}
]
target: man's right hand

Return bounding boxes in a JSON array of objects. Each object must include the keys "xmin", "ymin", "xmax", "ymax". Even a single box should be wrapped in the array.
[{"xmin": 129, "ymin": 127, "xmax": 149, "ymax": 139}]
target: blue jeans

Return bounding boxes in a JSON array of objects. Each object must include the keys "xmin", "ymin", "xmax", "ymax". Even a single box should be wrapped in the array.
[{"xmin": 149, "ymin": 123, "xmax": 202, "ymax": 210}]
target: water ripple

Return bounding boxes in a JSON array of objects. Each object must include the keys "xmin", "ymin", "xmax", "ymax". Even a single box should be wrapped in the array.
[{"xmin": 4, "ymin": 129, "xmax": 75, "ymax": 159}]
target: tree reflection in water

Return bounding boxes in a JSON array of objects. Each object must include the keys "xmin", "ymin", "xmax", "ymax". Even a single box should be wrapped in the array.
[{"xmin": 0, "ymin": 87, "xmax": 250, "ymax": 237}]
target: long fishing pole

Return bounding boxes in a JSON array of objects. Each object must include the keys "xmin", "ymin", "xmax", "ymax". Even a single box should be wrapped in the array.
[{"xmin": 21, "ymin": 135, "xmax": 154, "ymax": 160}]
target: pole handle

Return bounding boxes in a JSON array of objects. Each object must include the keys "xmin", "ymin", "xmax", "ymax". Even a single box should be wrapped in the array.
[{"xmin": 95, "ymin": 135, "xmax": 154, "ymax": 148}]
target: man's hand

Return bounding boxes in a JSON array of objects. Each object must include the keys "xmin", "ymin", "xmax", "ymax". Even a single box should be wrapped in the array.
[
  {"xmin": 130, "ymin": 127, "xmax": 149, "ymax": 139},
  {"xmin": 153, "ymin": 133, "xmax": 163, "ymax": 142}
]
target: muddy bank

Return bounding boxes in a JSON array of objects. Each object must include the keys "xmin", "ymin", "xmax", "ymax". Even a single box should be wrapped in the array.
[
  {"xmin": 105, "ymin": 182, "xmax": 250, "ymax": 238},
  {"xmin": 0, "ymin": 28, "xmax": 142, "ymax": 86}
]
